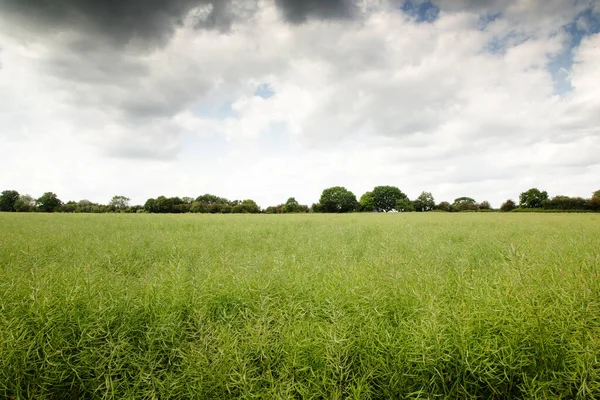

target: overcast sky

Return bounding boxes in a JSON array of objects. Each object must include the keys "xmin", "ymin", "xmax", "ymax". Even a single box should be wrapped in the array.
[{"xmin": 1, "ymin": 0, "xmax": 599, "ymax": 208}]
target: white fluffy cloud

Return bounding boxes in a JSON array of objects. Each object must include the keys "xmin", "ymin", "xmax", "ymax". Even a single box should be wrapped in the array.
[{"xmin": 1, "ymin": 0, "xmax": 599, "ymax": 207}]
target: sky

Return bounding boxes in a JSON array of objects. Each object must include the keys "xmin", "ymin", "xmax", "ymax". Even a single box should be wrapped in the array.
[{"xmin": 1, "ymin": 0, "xmax": 599, "ymax": 208}]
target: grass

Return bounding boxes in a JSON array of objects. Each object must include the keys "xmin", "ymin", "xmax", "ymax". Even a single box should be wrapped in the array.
[{"xmin": 0, "ymin": 212, "xmax": 599, "ymax": 399}]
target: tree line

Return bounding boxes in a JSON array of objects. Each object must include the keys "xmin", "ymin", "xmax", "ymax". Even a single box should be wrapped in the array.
[{"xmin": 1, "ymin": 187, "xmax": 599, "ymax": 214}]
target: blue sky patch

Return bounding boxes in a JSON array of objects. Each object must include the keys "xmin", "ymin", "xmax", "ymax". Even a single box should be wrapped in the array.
[
  {"xmin": 549, "ymin": 7, "xmax": 600, "ymax": 93},
  {"xmin": 254, "ymin": 83, "xmax": 275, "ymax": 99},
  {"xmin": 401, "ymin": 0, "xmax": 440, "ymax": 23}
]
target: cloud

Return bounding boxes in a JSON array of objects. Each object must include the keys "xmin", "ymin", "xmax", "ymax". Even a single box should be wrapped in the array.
[{"xmin": 0, "ymin": 0, "xmax": 257, "ymax": 48}]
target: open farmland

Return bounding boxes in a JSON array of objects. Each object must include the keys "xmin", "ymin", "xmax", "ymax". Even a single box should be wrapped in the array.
[{"xmin": 1, "ymin": 213, "xmax": 599, "ymax": 399}]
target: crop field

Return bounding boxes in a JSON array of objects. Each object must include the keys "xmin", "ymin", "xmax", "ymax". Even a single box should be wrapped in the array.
[{"xmin": 0, "ymin": 213, "xmax": 599, "ymax": 399}]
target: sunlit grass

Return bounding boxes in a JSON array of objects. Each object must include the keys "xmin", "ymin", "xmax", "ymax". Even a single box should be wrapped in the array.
[{"xmin": 1, "ymin": 213, "xmax": 599, "ymax": 398}]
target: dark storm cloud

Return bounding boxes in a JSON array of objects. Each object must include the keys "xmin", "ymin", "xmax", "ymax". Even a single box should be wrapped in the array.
[
  {"xmin": 0, "ymin": 0, "xmax": 362, "ymax": 47},
  {"xmin": 274, "ymin": 0, "xmax": 357, "ymax": 23},
  {"xmin": 0, "ymin": 0, "xmax": 249, "ymax": 46}
]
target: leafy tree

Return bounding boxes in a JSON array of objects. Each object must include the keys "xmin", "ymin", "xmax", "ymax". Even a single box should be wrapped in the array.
[
  {"xmin": 195, "ymin": 194, "xmax": 230, "ymax": 205},
  {"xmin": 109, "ymin": 195, "xmax": 130, "ymax": 210},
  {"xmin": 452, "ymin": 197, "xmax": 478, "ymax": 212},
  {"xmin": 297, "ymin": 204, "xmax": 310, "ymax": 213},
  {"xmin": 413, "ymin": 191, "xmax": 435, "ymax": 212},
  {"xmin": 14, "ymin": 194, "xmax": 35, "ymax": 212},
  {"xmin": 0, "ymin": 190, "xmax": 20, "ymax": 211},
  {"xmin": 265, "ymin": 204, "xmax": 284, "ymax": 214},
  {"xmin": 359, "ymin": 192, "xmax": 376, "ymax": 212},
  {"xmin": 500, "ymin": 199, "xmax": 517, "ymax": 212},
  {"xmin": 519, "ymin": 188, "xmax": 548, "ymax": 208},
  {"xmin": 154, "ymin": 196, "xmax": 174, "ymax": 213},
  {"xmin": 311, "ymin": 203, "xmax": 322, "ymax": 213},
  {"xmin": 36, "ymin": 192, "xmax": 62, "ymax": 212},
  {"xmin": 478, "ymin": 200, "xmax": 491, "ymax": 210},
  {"xmin": 543, "ymin": 195, "xmax": 588, "ymax": 211},
  {"xmin": 319, "ymin": 186, "xmax": 358, "ymax": 213},
  {"xmin": 233, "ymin": 199, "xmax": 260, "ymax": 214},
  {"xmin": 284, "ymin": 197, "xmax": 299, "ymax": 213},
  {"xmin": 371, "ymin": 186, "xmax": 407, "ymax": 212},
  {"xmin": 436, "ymin": 201, "xmax": 452, "ymax": 212},
  {"xmin": 590, "ymin": 190, "xmax": 600, "ymax": 211},
  {"xmin": 144, "ymin": 198, "xmax": 156, "ymax": 213},
  {"xmin": 190, "ymin": 202, "xmax": 207, "ymax": 213},
  {"xmin": 182, "ymin": 197, "xmax": 194, "ymax": 204},
  {"xmin": 396, "ymin": 198, "xmax": 414, "ymax": 212}
]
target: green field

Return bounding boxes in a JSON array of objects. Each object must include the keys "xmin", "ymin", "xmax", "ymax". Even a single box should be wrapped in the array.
[{"xmin": 1, "ymin": 213, "xmax": 599, "ymax": 399}]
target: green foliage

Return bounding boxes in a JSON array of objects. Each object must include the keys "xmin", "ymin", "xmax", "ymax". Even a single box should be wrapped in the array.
[
  {"xmin": 0, "ymin": 190, "xmax": 20, "ymax": 212},
  {"xmin": 284, "ymin": 197, "xmax": 299, "ymax": 213},
  {"xmin": 232, "ymin": 199, "xmax": 260, "ymax": 214},
  {"xmin": 396, "ymin": 198, "xmax": 414, "ymax": 212},
  {"xmin": 478, "ymin": 200, "xmax": 491, "ymax": 210},
  {"xmin": 359, "ymin": 191, "xmax": 375, "ymax": 212},
  {"xmin": 413, "ymin": 191, "xmax": 435, "ymax": 212},
  {"xmin": 1, "ymin": 213, "xmax": 599, "ymax": 398},
  {"xmin": 452, "ymin": 197, "xmax": 478, "ymax": 212},
  {"xmin": 14, "ymin": 194, "xmax": 35, "ymax": 212},
  {"xmin": 436, "ymin": 201, "xmax": 452, "ymax": 212},
  {"xmin": 519, "ymin": 188, "xmax": 549, "ymax": 208},
  {"xmin": 109, "ymin": 195, "xmax": 130, "ymax": 210},
  {"xmin": 543, "ymin": 195, "xmax": 588, "ymax": 211},
  {"xmin": 371, "ymin": 185, "xmax": 407, "ymax": 212},
  {"xmin": 195, "ymin": 194, "xmax": 230, "ymax": 205},
  {"xmin": 319, "ymin": 186, "xmax": 358, "ymax": 213},
  {"xmin": 36, "ymin": 192, "xmax": 62, "ymax": 212},
  {"xmin": 500, "ymin": 199, "xmax": 517, "ymax": 212},
  {"xmin": 590, "ymin": 191, "xmax": 600, "ymax": 211}
]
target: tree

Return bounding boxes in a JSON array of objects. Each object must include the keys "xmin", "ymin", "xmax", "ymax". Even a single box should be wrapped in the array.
[
  {"xmin": 0, "ymin": 190, "xmax": 20, "ymax": 211},
  {"xmin": 195, "ymin": 194, "xmax": 230, "ymax": 205},
  {"xmin": 500, "ymin": 199, "xmax": 516, "ymax": 212},
  {"xmin": 14, "ymin": 194, "xmax": 35, "ymax": 212},
  {"xmin": 319, "ymin": 186, "xmax": 358, "ymax": 213},
  {"xmin": 233, "ymin": 199, "xmax": 260, "ymax": 214},
  {"xmin": 144, "ymin": 198, "xmax": 156, "ymax": 213},
  {"xmin": 413, "ymin": 191, "xmax": 435, "ymax": 212},
  {"xmin": 36, "ymin": 192, "xmax": 62, "ymax": 212},
  {"xmin": 519, "ymin": 188, "xmax": 548, "ymax": 208},
  {"xmin": 590, "ymin": 190, "xmax": 600, "ymax": 211},
  {"xmin": 478, "ymin": 200, "xmax": 491, "ymax": 210},
  {"xmin": 436, "ymin": 201, "xmax": 452, "ymax": 212},
  {"xmin": 396, "ymin": 198, "xmax": 414, "ymax": 212},
  {"xmin": 452, "ymin": 197, "xmax": 478, "ymax": 212},
  {"xmin": 109, "ymin": 195, "xmax": 130, "ymax": 210},
  {"xmin": 371, "ymin": 186, "xmax": 407, "ymax": 212},
  {"xmin": 359, "ymin": 192, "xmax": 376, "ymax": 212},
  {"xmin": 284, "ymin": 197, "xmax": 299, "ymax": 213},
  {"xmin": 543, "ymin": 195, "xmax": 587, "ymax": 211}
]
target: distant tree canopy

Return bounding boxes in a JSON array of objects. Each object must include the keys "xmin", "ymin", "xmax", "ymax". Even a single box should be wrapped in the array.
[
  {"xmin": 109, "ymin": 195, "xmax": 130, "ymax": 210},
  {"xmin": 284, "ymin": 197, "xmax": 299, "ymax": 213},
  {"xmin": 436, "ymin": 201, "xmax": 452, "ymax": 212},
  {"xmin": 500, "ymin": 199, "xmax": 517, "ymax": 212},
  {"xmin": 452, "ymin": 197, "xmax": 478, "ymax": 212},
  {"xmin": 36, "ymin": 192, "xmax": 62, "ymax": 213},
  {"xmin": 359, "ymin": 192, "xmax": 376, "ymax": 212},
  {"xmin": 319, "ymin": 186, "xmax": 358, "ymax": 213},
  {"xmin": 413, "ymin": 191, "xmax": 435, "ymax": 212},
  {"xmin": 371, "ymin": 186, "xmax": 407, "ymax": 212},
  {"xmin": 2, "ymin": 186, "xmax": 600, "ymax": 214},
  {"xmin": 519, "ymin": 188, "xmax": 549, "ymax": 209},
  {"xmin": 0, "ymin": 190, "xmax": 20, "ymax": 212}
]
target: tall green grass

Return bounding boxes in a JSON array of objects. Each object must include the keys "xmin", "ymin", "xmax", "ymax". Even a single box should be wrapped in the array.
[{"xmin": 1, "ymin": 213, "xmax": 599, "ymax": 399}]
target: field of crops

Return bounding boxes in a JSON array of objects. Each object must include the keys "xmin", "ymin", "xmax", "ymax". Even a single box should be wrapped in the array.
[{"xmin": 1, "ymin": 213, "xmax": 599, "ymax": 399}]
